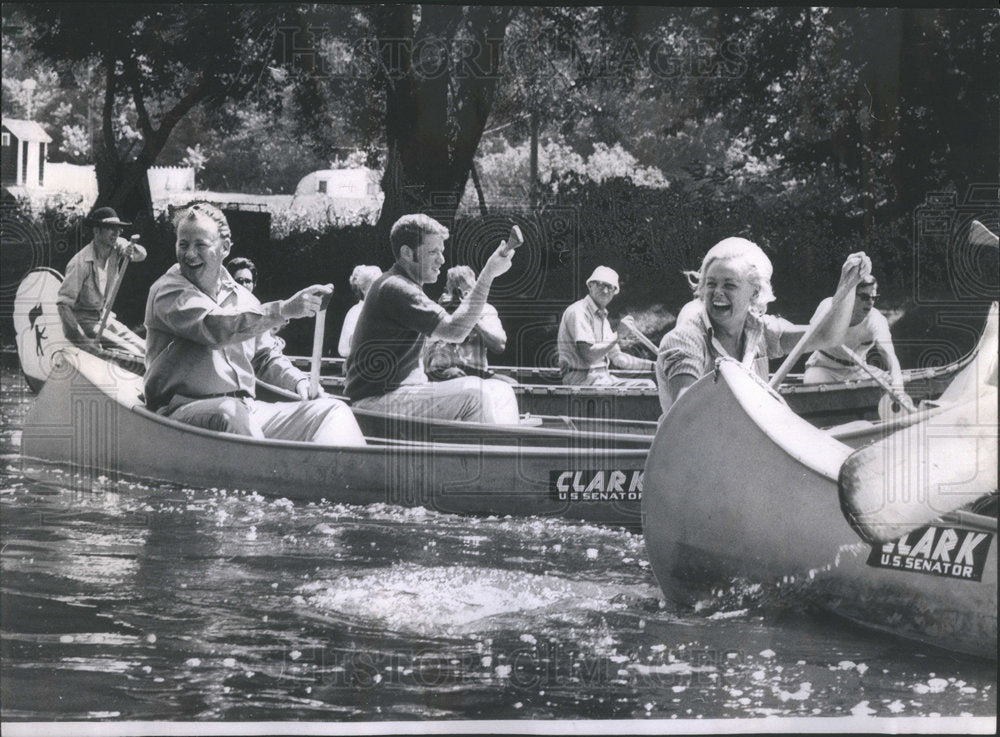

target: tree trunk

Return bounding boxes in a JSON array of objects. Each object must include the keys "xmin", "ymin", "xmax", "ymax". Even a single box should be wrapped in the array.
[
  {"xmin": 374, "ymin": 6, "xmax": 516, "ymax": 244},
  {"xmin": 470, "ymin": 162, "xmax": 489, "ymax": 217}
]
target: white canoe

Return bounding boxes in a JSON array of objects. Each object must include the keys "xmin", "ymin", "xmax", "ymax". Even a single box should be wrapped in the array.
[
  {"xmin": 642, "ymin": 346, "xmax": 997, "ymax": 656},
  {"xmin": 13, "ymin": 267, "xmax": 656, "ymax": 447},
  {"xmin": 21, "ymin": 348, "xmax": 651, "ymax": 530}
]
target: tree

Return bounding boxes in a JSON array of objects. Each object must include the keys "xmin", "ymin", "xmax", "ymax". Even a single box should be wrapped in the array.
[{"xmin": 20, "ymin": 3, "xmax": 298, "ymax": 219}]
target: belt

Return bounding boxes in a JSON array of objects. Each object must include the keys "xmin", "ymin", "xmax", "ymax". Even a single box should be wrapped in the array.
[
  {"xmin": 149, "ymin": 389, "xmax": 251, "ymax": 414},
  {"xmin": 818, "ymin": 350, "xmax": 856, "ymax": 367}
]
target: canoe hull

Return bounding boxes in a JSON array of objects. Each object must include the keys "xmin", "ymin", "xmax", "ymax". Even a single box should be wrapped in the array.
[
  {"xmin": 311, "ymin": 364, "xmax": 967, "ymax": 426},
  {"xmin": 21, "ymin": 350, "xmax": 649, "ymax": 530},
  {"xmin": 642, "ymin": 361, "xmax": 997, "ymax": 656}
]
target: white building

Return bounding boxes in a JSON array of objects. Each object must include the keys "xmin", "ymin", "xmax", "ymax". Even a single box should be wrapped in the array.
[{"xmin": 2, "ymin": 118, "xmax": 52, "ymax": 189}]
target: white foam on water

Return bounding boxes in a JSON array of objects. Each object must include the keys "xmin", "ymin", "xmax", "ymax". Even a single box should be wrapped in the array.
[{"xmin": 296, "ymin": 563, "xmax": 637, "ymax": 635}]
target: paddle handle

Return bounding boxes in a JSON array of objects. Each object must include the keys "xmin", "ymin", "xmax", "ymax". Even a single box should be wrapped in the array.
[
  {"xmin": 499, "ymin": 224, "xmax": 523, "ymax": 256},
  {"xmin": 839, "ymin": 344, "xmax": 916, "ymax": 412},
  {"xmin": 969, "ymin": 220, "xmax": 999, "ymax": 248}
]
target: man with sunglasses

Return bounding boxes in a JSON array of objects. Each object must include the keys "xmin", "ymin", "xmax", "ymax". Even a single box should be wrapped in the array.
[
  {"xmin": 557, "ymin": 266, "xmax": 655, "ymax": 387},
  {"xmin": 803, "ymin": 275, "xmax": 904, "ymax": 390}
]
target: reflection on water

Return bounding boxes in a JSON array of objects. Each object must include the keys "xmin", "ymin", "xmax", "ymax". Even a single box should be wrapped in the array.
[{"xmin": 1, "ymin": 363, "xmax": 996, "ymax": 728}]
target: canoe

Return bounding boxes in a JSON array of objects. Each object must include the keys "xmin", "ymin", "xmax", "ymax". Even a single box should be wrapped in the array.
[
  {"xmin": 641, "ymin": 305, "xmax": 998, "ymax": 656},
  {"xmin": 291, "ymin": 343, "xmax": 979, "ymax": 426},
  {"xmin": 20, "ymin": 347, "xmax": 651, "ymax": 529},
  {"xmin": 13, "ymin": 267, "xmax": 144, "ymax": 391},
  {"xmin": 13, "ymin": 268, "xmax": 655, "ymax": 448}
]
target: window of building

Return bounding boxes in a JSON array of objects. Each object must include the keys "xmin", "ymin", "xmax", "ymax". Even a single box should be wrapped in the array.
[
  {"xmin": 318, "ymin": 180, "xmax": 328, "ymax": 194},
  {"xmin": 1, "ymin": 132, "xmax": 10, "ymax": 146}
]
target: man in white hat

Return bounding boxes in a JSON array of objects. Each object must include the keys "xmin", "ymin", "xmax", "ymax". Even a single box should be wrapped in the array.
[
  {"xmin": 556, "ymin": 266, "xmax": 655, "ymax": 387},
  {"xmin": 57, "ymin": 206, "xmax": 147, "ymax": 354}
]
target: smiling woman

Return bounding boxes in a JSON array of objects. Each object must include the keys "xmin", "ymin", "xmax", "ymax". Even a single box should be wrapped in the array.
[{"xmin": 655, "ymin": 237, "xmax": 871, "ymax": 415}]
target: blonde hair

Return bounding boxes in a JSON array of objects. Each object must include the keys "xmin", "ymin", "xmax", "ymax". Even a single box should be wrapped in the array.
[
  {"xmin": 174, "ymin": 202, "xmax": 233, "ymax": 250},
  {"xmin": 683, "ymin": 237, "xmax": 775, "ymax": 315},
  {"xmin": 444, "ymin": 265, "xmax": 476, "ymax": 294},
  {"xmin": 349, "ymin": 264, "xmax": 383, "ymax": 299}
]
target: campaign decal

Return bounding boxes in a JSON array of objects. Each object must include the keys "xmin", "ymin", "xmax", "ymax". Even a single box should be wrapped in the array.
[
  {"xmin": 549, "ymin": 470, "xmax": 643, "ymax": 502},
  {"xmin": 866, "ymin": 525, "xmax": 993, "ymax": 582}
]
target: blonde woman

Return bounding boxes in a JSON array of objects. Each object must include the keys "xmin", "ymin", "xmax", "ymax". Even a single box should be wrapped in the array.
[{"xmin": 656, "ymin": 237, "xmax": 870, "ymax": 414}]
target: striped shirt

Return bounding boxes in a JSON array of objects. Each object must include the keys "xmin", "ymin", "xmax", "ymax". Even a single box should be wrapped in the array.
[{"xmin": 657, "ymin": 300, "xmax": 792, "ymax": 406}]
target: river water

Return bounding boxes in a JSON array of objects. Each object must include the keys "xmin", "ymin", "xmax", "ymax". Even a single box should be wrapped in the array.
[{"xmin": 0, "ymin": 362, "xmax": 995, "ymax": 734}]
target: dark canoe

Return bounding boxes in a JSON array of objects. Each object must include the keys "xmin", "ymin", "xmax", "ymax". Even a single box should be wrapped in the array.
[
  {"xmin": 21, "ymin": 349, "xmax": 650, "ymax": 530},
  {"xmin": 641, "ymin": 350, "xmax": 997, "ymax": 657},
  {"xmin": 293, "ymin": 348, "xmax": 977, "ymax": 426}
]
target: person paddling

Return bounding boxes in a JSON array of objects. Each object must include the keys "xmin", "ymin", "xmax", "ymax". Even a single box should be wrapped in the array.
[
  {"xmin": 657, "ymin": 237, "xmax": 871, "ymax": 415},
  {"xmin": 57, "ymin": 206, "xmax": 147, "ymax": 355},
  {"xmin": 144, "ymin": 202, "xmax": 365, "ymax": 446},
  {"xmin": 802, "ymin": 274, "xmax": 905, "ymax": 393},
  {"xmin": 557, "ymin": 266, "xmax": 656, "ymax": 387}
]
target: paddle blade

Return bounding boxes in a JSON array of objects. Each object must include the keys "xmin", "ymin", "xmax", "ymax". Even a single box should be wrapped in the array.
[
  {"xmin": 839, "ymin": 388, "xmax": 998, "ymax": 544},
  {"xmin": 969, "ymin": 220, "xmax": 999, "ymax": 248}
]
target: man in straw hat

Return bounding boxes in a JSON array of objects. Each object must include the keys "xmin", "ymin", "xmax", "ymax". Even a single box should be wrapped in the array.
[
  {"xmin": 557, "ymin": 265, "xmax": 655, "ymax": 387},
  {"xmin": 57, "ymin": 206, "xmax": 147, "ymax": 353}
]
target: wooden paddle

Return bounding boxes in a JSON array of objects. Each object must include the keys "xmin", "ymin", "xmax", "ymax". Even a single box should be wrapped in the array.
[
  {"xmin": 769, "ymin": 254, "xmax": 872, "ymax": 389},
  {"xmin": 94, "ymin": 236, "xmax": 140, "ymax": 344},
  {"xmin": 839, "ymin": 344, "xmax": 916, "ymax": 413},
  {"xmin": 768, "ymin": 319, "xmax": 822, "ymax": 390},
  {"xmin": 309, "ymin": 291, "xmax": 334, "ymax": 398},
  {"xmin": 969, "ymin": 219, "xmax": 999, "ymax": 248},
  {"xmin": 839, "ymin": 387, "xmax": 998, "ymax": 544},
  {"xmin": 618, "ymin": 315, "xmax": 659, "ymax": 356}
]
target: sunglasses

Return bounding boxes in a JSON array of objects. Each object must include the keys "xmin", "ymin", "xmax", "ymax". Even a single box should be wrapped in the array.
[{"xmin": 590, "ymin": 281, "xmax": 616, "ymax": 292}]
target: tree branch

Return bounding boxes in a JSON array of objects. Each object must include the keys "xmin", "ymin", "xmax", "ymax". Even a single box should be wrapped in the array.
[
  {"xmin": 122, "ymin": 53, "xmax": 155, "ymax": 141},
  {"xmin": 101, "ymin": 46, "xmax": 119, "ymax": 165}
]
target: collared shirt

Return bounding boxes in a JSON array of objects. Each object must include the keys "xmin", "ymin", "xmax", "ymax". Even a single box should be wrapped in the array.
[
  {"xmin": 557, "ymin": 295, "xmax": 628, "ymax": 373},
  {"xmin": 143, "ymin": 265, "xmax": 304, "ymax": 411},
  {"xmin": 344, "ymin": 264, "xmax": 447, "ymax": 402},
  {"xmin": 804, "ymin": 298, "xmax": 892, "ymax": 371},
  {"xmin": 56, "ymin": 242, "xmax": 123, "ymax": 329},
  {"xmin": 337, "ymin": 300, "xmax": 365, "ymax": 357},
  {"xmin": 657, "ymin": 299, "xmax": 793, "ymax": 405}
]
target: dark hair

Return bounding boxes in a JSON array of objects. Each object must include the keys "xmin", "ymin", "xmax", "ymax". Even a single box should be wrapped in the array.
[
  {"xmin": 856, "ymin": 275, "xmax": 878, "ymax": 292},
  {"xmin": 389, "ymin": 214, "xmax": 449, "ymax": 259},
  {"xmin": 227, "ymin": 256, "xmax": 257, "ymax": 283}
]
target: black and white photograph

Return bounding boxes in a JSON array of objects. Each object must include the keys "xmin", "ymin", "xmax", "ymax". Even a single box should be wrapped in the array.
[{"xmin": 1, "ymin": 3, "xmax": 997, "ymax": 735}]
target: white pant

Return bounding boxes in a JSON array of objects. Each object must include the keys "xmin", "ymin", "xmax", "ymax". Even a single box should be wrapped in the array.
[
  {"xmin": 352, "ymin": 376, "xmax": 520, "ymax": 424},
  {"xmin": 164, "ymin": 395, "xmax": 366, "ymax": 446}
]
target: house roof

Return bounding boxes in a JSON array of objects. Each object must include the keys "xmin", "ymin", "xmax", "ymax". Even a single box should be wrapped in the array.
[{"xmin": 2, "ymin": 118, "xmax": 53, "ymax": 143}]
